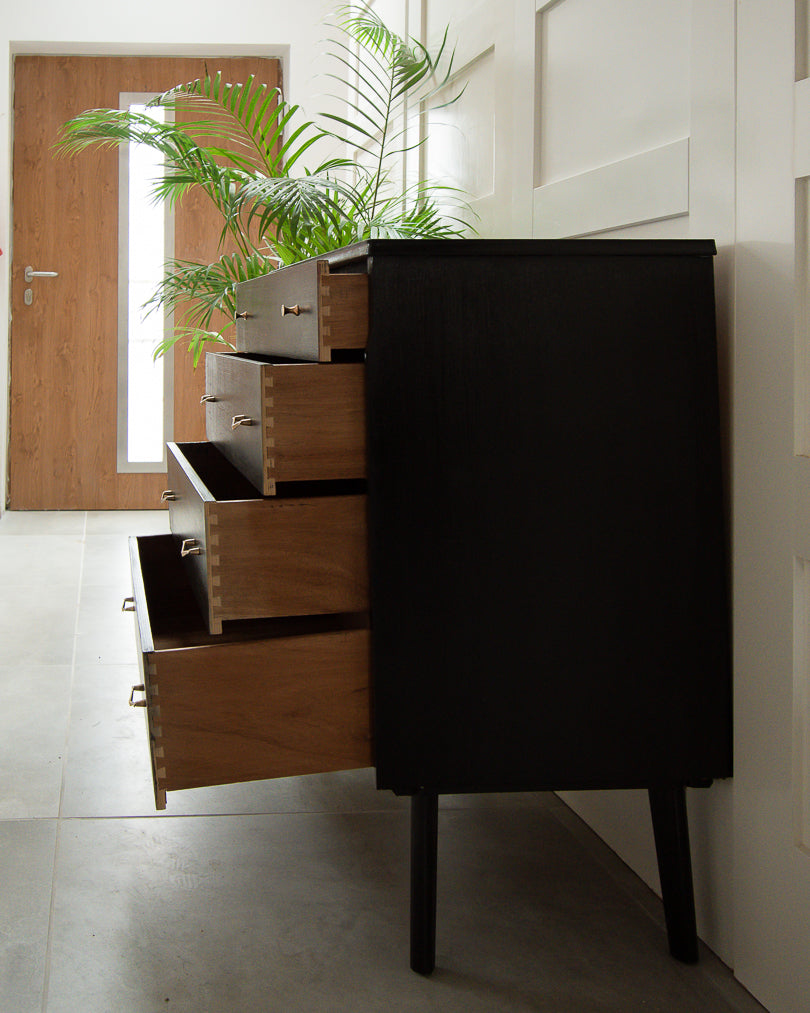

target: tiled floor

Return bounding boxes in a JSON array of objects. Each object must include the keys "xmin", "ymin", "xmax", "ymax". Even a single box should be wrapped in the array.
[{"xmin": 0, "ymin": 510, "xmax": 766, "ymax": 1013}]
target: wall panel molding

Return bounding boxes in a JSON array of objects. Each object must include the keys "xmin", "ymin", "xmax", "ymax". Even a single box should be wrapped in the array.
[{"xmin": 533, "ymin": 138, "xmax": 689, "ymax": 237}]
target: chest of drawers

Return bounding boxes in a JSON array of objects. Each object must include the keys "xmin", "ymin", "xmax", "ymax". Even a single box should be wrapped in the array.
[{"xmin": 127, "ymin": 239, "xmax": 731, "ymax": 973}]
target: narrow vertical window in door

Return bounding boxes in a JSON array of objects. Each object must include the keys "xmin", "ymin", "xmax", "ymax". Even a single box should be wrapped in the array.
[{"xmin": 117, "ymin": 93, "xmax": 174, "ymax": 472}]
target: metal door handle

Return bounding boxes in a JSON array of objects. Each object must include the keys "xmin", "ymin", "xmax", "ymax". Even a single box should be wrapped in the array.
[
  {"xmin": 200, "ymin": 394, "xmax": 217, "ymax": 404},
  {"xmin": 24, "ymin": 266, "xmax": 58, "ymax": 282},
  {"xmin": 231, "ymin": 414, "xmax": 254, "ymax": 429},
  {"xmin": 180, "ymin": 538, "xmax": 201, "ymax": 557}
]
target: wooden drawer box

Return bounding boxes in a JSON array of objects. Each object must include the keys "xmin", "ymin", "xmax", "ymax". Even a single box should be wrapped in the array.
[
  {"xmin": 235, "ymin": 259, "xmax": 368, "ymax": 361},
  {"xmin": 164, "ymin": 441, "xmax": 369, "ymax": 635},
  {"xmin": 129, "ymin": 534, "xmax": 372, "ymax": 810},
  {"xmin": 203, "ymin": 352, "xmax": 366, "ymax": 495}
]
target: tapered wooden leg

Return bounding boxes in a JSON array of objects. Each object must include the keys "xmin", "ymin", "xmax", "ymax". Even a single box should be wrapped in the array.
[
  {"xmin": 648, "ymin": 785, "xmax": 699, "ymax": 963},
  {"xmin": 410, "ymin": 790, "xmax": 438, "ymax": 975}
]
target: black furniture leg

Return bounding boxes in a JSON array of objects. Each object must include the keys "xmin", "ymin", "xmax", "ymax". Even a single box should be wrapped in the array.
[
  {"xmin": 648, "ymin": 785, "xmax": 699, "ymax": 963},
  {"xmin": 410, "ymin": 790, "xmax": 438, "ymax": 975}
]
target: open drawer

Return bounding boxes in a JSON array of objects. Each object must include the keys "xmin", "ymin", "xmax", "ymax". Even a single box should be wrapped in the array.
[
  {"xmin": 235, "ymin": 259, "xmax": 368, "ymax": 361},
  {"xmin": 203, "ymin": 353, "xmax": 366, "ymax": 495},
  {"xmin": 128, "ymin": 535, "xmax": 372, "ymax": 810},
  {"xmin": 163, "ymin": 441, "xmax": 368, "ymax": 634}
]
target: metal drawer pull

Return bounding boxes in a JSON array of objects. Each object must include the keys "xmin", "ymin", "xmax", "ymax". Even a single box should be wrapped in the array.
[
  {"xmin": 121, "ymin": 596, "xmax": 135, "ymax": 612},
  {"xmin": 200, "ymin": 394, "xmax": 217, "ymax": 404},
  {"xmin": 129, "ymin": 684, "xmax": 147, "ymax": 708},
  {"xmin": 280, "ymin": 303, "xmax": 304, "ymax": 316},
  {"xmin": 180, "ymin": 538, "xmax": 201, "ymax": 557},
  {"xmin": 160, "ymin": 490, "xmax": 176, "ymax": 502},
  {"xmin": 231, "ymin": 414, "xmax": 254, "ymax": 429},
  {"xmin": 235, "ymin": 311, "xmax": 252, "ymax": 319}
]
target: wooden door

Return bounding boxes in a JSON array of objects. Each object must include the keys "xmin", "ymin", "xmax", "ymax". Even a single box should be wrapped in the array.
[{"xmin": 8, "ymin": 55, "xmax": 279, "ymax": 510}]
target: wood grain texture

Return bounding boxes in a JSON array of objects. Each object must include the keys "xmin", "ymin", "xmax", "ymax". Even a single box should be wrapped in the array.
[
  {"xmin": 234, "ymin": 259, "xmax": 369, "ymax": 361},
  {"xmin": 146, "ymin": 629, "xmax": 372, "ymax": 794},
  {"xmin": 130, "ymin": 533, "xmax": 371, "ymax": 802},
  {"xmin": 318, "ymin": 263, "xmax": 369, "ymax": 358},
  {"xmin": 207, "ymin": 494, "xmax": 369, "ymax": 631},
  {"xmin": 267, "ymin": 361, "xmax": 367, "ymax": 485},
  {"xmin": 9, "ymin": 55, "xmax": 279, "ymax": 509},
  {"xmin": 204, "ymin": 353, "xmax": 366, "ymax": 494},
  {"xmin": 166, "ymin": 441, "xmax": 368, "ymax": 634}
]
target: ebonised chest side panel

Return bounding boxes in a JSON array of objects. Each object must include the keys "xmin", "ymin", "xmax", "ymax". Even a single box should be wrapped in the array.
[{"xmin": 357, "ymin": 240, "xmax": 730, "ymax": 796}]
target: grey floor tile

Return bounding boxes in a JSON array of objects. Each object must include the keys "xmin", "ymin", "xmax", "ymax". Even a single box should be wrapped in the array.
[
  {"xmin": 0, "ymin": 511, "xmax": 86, "ymax": 536},
  {"xmin": 81, "ymin": 533, "xmax": 137, "ymax": 588},
  {"xmin": 0, "ymin": 665, "xmax": 73, "ymax": 818},
  {"xmin": 85, "ymin": 510, "xmax": 170, "ymax": 536},
  {"xmin": 168, "ymin": 769, "xmax": 409, "ymax": 818},
  {"xmin": 74, "ymin": 585, "xmax": 138, "ymax": 666},
  {"xmin": 45, "ymin": 808, "xmax": 751, "ymax": 1013},
  {"xmin": 0, "ymin": 534, "xmax": 84, "ymax": 587},
  {"xmin": 61, "ymin": 664, "xmax": 155, "ymax": 818},
  {"xmin": 0, "ymin": 509, "xmax": 767, "ymax": 1013},
  {"xmin": 0, "ymin": 585, "xmax": 78, "ymax": 666},
  {"xmin": 0, "ymin": 819, "xmax": 57, "ymax": 1013}
]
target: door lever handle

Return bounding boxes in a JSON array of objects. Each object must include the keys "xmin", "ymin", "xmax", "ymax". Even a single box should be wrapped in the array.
[{"xmin": 24, "ymin": 266, "xmax": 58, "ymax": 282}]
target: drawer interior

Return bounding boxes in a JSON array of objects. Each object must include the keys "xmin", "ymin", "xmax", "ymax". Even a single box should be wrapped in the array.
[
  {"xmin": 173, "ymin": 441, "xmax": 366, "ymax": 502},
  {"xmin": 173, "ymin": 441, "xmax": 259, "ymax": 502},
  {"xmin": 132, "ymin": 534, "xmax": 368, "ymax": 651}
]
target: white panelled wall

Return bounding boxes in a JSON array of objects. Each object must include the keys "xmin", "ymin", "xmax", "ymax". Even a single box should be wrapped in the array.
[{"xmin": 2, "ymin": 0, "xmax": 809, "ymax": 1009}]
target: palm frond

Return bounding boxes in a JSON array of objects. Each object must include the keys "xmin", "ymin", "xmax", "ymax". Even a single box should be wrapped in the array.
[{"xmin": 55, "ymin": 5, "xmax": 474, "ymax": 365}]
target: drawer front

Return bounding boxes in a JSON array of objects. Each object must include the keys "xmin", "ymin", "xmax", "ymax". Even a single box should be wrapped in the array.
[
  {"xmin": 235, "ymin": 259, "xmax": 368, "ymax": 361},
  {"xmin": 128, "ymin": 535, "xmax": 372, "ymax": 808},
  {"xmin": 165, "ymin": 442, "xmax": 369, "ymax": 634},
  {"xmin": 130, "ymin": 592, "xmax": 169, "ymax": 811},
  {"xmin": 204, "ymin": 352, "xmax": 266, "ymax": 492},
  {"xmin": 165, "ymin": 442, "xmax": 214, "ymax": 629},
  {"xmin": 208, "ymin": 493, "xmax": 369, "ymax": 632},
  {"xmin": 204, "ymin": 353, "xmax": 367, "ymax": 495}
]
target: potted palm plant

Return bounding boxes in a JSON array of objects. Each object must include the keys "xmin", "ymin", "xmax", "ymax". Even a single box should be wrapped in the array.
[{"xmin": 54, "ymin": 4, "xmax": 473, "ymax": 364}]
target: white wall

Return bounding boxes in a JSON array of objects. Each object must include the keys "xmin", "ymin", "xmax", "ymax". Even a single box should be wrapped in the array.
[{"xmin": 0, "ymin": 0, "xmax": 341, "ymax": 510}]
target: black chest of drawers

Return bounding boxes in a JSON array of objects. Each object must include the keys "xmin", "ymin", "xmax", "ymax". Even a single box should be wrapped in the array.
[{"xmin": 129, "ymin": 239, "xmax": 730, "ymax": 974}]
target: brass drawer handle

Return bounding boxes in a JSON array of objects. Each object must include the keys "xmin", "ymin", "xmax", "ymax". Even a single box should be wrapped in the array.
[
  {"xmin": 129, "ymin": 684, "xmax": 147, "ymax": 708},
  {"xmin": 160, "ymin": 490, "xmax": 176, "ymax": 502},
  {"xmin": 180, "ymin": 538, "xmax": 201, "ymax": 557},
  {"xmin": 200, "ymin": 394, "xmax": 217, "ymax": 404},
  {"xmin": 121, "ymin": 596, "xmax": 135, "ymax": 612},
  {"xmin": 280, "ymin": 303, "xmax": 305, "ymax": 317},
  {"xmin": 231, "ymin": 414, "xmax": 254, "ymax": 430}
]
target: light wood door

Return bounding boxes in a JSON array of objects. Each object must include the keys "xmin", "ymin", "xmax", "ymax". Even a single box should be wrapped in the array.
[{"xmin": 8, "ymin": 55, "xmax": 279, "ymax": 510}]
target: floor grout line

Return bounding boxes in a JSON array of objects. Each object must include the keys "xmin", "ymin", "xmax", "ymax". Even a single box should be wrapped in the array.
[{"xmin": 40, "ymin": 511, "xmax": 88, "ymax": 1013}]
